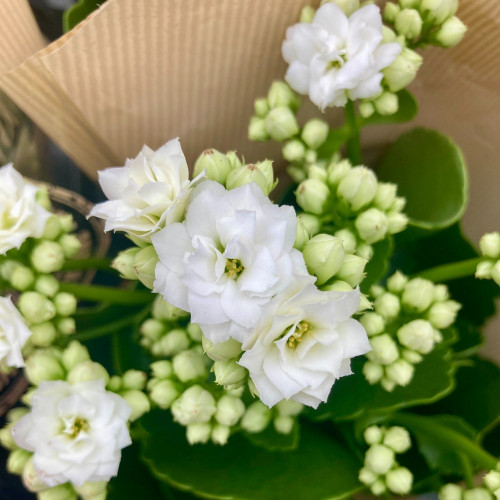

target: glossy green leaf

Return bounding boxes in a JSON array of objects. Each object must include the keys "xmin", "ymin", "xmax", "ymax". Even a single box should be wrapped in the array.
[
  {"xmin": 358, "ymin": 90, "xmax": 418, "ymax": 127},
  {"xmin": 309, "ymin": 346, "xmax": 455, "ymax": 422},
  {"xmin": 63, "ymin": 0, "xmax": 106, "ymax": 32},
  {"xmin": 245, "ymin": 422, "xmax": 300, "ymax": 452},
  {"xmin": 361, "ymin": 237, "xmax": 393, "ymax": 293},
  {"xmin": 378, "ymin": 128, "xmax": 468, "ymax": 230},
  {"xmin": 140, "ymin": 410, "xmax": 363, "ymax": 500}
]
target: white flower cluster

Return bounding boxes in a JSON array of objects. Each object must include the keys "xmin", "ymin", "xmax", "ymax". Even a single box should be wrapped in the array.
[
  {"xmin": 359, "ymin": 425, "xmax": 413, "ymax": 495},
  {"xmin": 361, "ymin": 272, "xmax": 461, "ymax": 391},
  {"xmin": 475, "ymin": 232, "xmax": 500, "ymax": 287}
]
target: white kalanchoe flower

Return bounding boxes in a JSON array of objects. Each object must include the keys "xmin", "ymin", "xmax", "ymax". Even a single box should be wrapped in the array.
[
  {"xmin": 11, "ymin": 379, "xmax": 132, "ymax": 487},
  {"xmin": 239, "ymin": 277, "xmax": 370, "ymax": 408},
  {"xmin": 89, "ymin": 138, "xmax": 198, "ymax": 242},
  {"xmin": 282, "ymin": 3, "xmax": 401, "ymax": 110},
  {"xmin": 0, "ymin": 164, "xmax": 51, "ymax": 255},
  {"xmin": 153, "ymin": 180, "xmax": 308, "ymax": 346},
  {"xmin": 0, "ymin": 296, "xmax": 33, "ymax": 368}
]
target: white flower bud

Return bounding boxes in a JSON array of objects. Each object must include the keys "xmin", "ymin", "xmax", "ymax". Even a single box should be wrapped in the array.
[
  {"xmin": 294, "ymin": 217, "xmax": 310, "ymax": 251},
  {"xmin": 336, "ymin": 254, "xmax": 367, "ymax": 287},
  {"xmin": 42, "ymin": 215, "xmax": 62, "ymax": 240},
  {"xmin": 18, "ymin": 291, "xmax": 56, "ymax": 324},
  {"xmin": 10, "ymin": 265, "xmax": 35, "ymax": 291},
  {"xmin": 387, "ymin": 271, "xmax": 408, "ymax": 293},
  {"xmin": 386, "ymin": 359, "xmax": 415, "ymax": 386},
  {"xmin": 150, "ymin": 379, "xmax": 179, "ymax": 409},
  {"xmin": 327, "ymin": 159, "xmax": 351, "ymax": 187},
  {"xmin": 374, "ymin": 292, "xmax": 401, "ymax": 320},
  {"xmin": 30, "ymin": 322, "xmax": 57, "ymax": 347},
  {"xmin": 173, "ymin": 350, "xmax": 207, "ymax": 382},
  {"xmin": 171, "ymin": 385, "xmax": 217, "ymax": 425},
  {"xmin": 337, "ymin": 167, "xmax": 378, "ymax": 212},
  {"xmin": 277, "ymin": 399, "xmax": 303, "ymax": 417},
  {"xmin": 383, "ymin": 48, "xmax": 423, "ymax": 93},
  {"xmin": 371, "ymin": 479, "xmax": 387, "ymax": 496},
  {"xmin": 420, "ymin": 0, "xmax": 458, "ymax": 25},
  {"xmin": 248, "ymin": 116, "xmax": 269, "ymax": 141},
  {"xmin": 383, "ymin": 426, "xmax": 411, "ymax": 453},
  {"xmin": 254, "ymin": 98, "xmax": 269, "ymax": 118},
  {"xmin": 202, "ymin": 336, "xmax": 242, "ymax": 361},
  {"xmin": 74, "ymin": 481, "xmax": 107, "ymax": 500},
  {"xmin": 150, "ymin": 360, "xmax": 173, "ymax": 379},
  {"xmin": 373, "ymin": 183, "xmax": 397, "ymax": 211},
  {"xmin": 59, "ymin": 234, "xmax": 81, "ymax": 259},
  {"xmin": 384, "ymin": 2, "xmax": 400, "ymax": 22},
  {"xmin": 133, "ymin": 245, "xmax": 158, "ymax": 290},
  {"xmin": 152, "ymin": 296, "xmax": 189, "ymax": 320},
  {"xmin": 211, "ymin": 424, "xmax": 230, "ymax": 445},
  {"xmin": 213, "ymin": 359, "xmax": 247, "ymax": 389},
  {"xmin": 387, "ymin": 212, "xmax": 409, "ymax": 235},
  {"xmin": 193, "ymin": 149, "xmax": 232, "ymax": 184},
  {"xmin": 364, "ymin": 425, "xmax": 384, "ymax": 445},
  {"xmin": 303, "ymin": 234, "xmax": 345, "ymax": 285},
  {"xmin": 274, "ymin": 415, "xmax": 294, "ymax": 434},
  {"xmin": 476, "ymin": 260, "xmax": 494, "ymax": 280},
  {"xmin": 56, "ymin": 317, "xmax": 76, "ymax": 335},
  {"xmin": 301, "ymin": 119, "xmax": 329, "ymax": 149},
  {"xmin": 22, "ymin": 457, "xmax": 50, "ymax": 493},
  {"xmin": 365, "ymin": 444, "xmax": 395, "ymax": 474},
  {"xmin": 368, "ymin": 334, "xmax": 399, "ymax": 365},
  {"xmin": 359, "ymin": 467, "xmax": 378, "ymax": 486},
  {"xmin": 241, "ymin": 401, "xmax": 272, "ymax": 433},
  {"xmin": 267, "ymin": 81, "xmax": 300, "ymax": 111},
  {"xmin": 265, "ymin": 107, "xmax": 299, "ymax": 142},
  {"xmin": 374, "ymin": 92, "xmax": 399, "ymax": 116},
  {"xmin": 7, "ymin": 448, "xmax": 31, "ymax": 475},
  {"xmin": 359, "ymin": 101, "xmax": 375, "ymax": 118},
  {"xmin": 160, "ymin": 329, "xmax": 191, "ymax": 356},
  {"xmin": 298, "ymin": 213, "xmax": 322, "ymax": 237},
  {"xmin": 484, "ymin": 471, "xmax": 500, "ymax": 491},
  {"xmin": 111, "ymin": 247, "xmax": 140, "ymax": 280},
  {"xmin": 334, "ymin": 229, "xmax": 357, "ymax": 253},
  {"xmin": 67, "ymin": 361, "xmax": 110, "ymax": 385},
  {"xmin": 25, "ymin": 350, "xmax": 65, "ymax": 385},
  {"xmin": 186, "ymin": 422, "xmax": 212, "ymax": 445},
  {"xmin": 360, "ymin": 312, "xmax": 385, "ymax": 337},
  {"xmin": 402, "ymin": 278, "xmax": 434, "ymax": 312},
  {"xmin": 296, "ymin": 179, "xmax": 330, "ymax": 215},
  {"xmin": 434, "ymin": 16, "xmax": 467, "ymax": 47},
  {"xmin": 395, "ymin": 9, "xmax": 422, "ymax": 39},
  {"xmin": 427, "ymin": 300, "xmax": 461, "ymax": 329},
  {"xmin": 439, "ymin": 483, "xmax": 463, "ymax": 500},
  {"xmin": 386, "ymin": 467, "xmax": 413, "ymax": 495},
  {"xmin": 53, "ymin": 292, "xmax": 77, "ymax": 317},
  {"xmin": 283, "ymin": 140, "xmax": 306, "ymax": 163},
  {"xmin": 215, "ymin": 395, "xmax": 245, "ymax": 426},
  {"xmin": 34, "ymin": 275, "xmax": 59, "ymax": 298},
  {"xmin": 121, "ymin": 370, "xmax": 147, "ymax": 390},
  {"xmin": 480, "ymin": 233, "xmax": 500, "ymax": 259},
  {"xmin": 363, "ymin": 361, "xmax": 384, "ymax": 384},
  {"xmin": 300, "ymin": 5, "xmax": 316, "ymax": 23},
  {"xmin": 463, "ymin": 488, "xmax": 492, "ymax": 500},
  {"xmin": 355, "ymin": 208, "xmax": 389, "ymax": 244},
  {"xmin": 397, "ymin": 319, "xmax": 436, "ymax": 354},
  {"xmin": 121, "ymin": 389, "xmax": 150, "ymax": 421}
]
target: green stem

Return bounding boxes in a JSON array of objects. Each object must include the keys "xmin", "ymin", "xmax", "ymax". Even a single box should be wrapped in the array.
[
  {"xmin": 460, "ymin": 454, "xmax": 475, "ymax": 489},
  {"xmin": 345, "ymin": 101, "xmax": 361, "ymax": 165},
  {"xmin": 68, "ymin": 314, "xmax": 138, "ymax": 343},
  {"xmin": 416, "ymin": 257, "xmax": 482, "ymax": 283},
  {"xmin": 392, "ymin": 413, "xmax": 497, "ymax": 470},
  {"xmin": 60, "ymin": 258, "xmax": 112, "ymax": 272},
  {"xmin": 59, "ymin": 282, "xmax": 153, "ymax": 305}
]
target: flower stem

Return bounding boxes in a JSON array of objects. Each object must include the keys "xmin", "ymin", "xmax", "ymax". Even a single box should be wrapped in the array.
[
  {"xmin": 69, "ymin": 315, "xmax": 137, "ymax": 343},
  {"xmin": 460, "ymin": 454, "xmax": 475, "ymax": 489},
  {"xmin": 59, "ymin": 282, "xmax": 153, "ymax": 305},
  {"xmin": 345, "ymin": 101, "xmax": 361, "ymax": 165},
  {"xmin": 60, "ymin": 258, "xmax": 112, "ymax": 272},
  {"xmin": 416, "ymin": 257, "xmax": 482, "ymax": 283}
]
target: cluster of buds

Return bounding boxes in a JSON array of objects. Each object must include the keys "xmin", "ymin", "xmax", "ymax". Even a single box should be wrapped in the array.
[
  {"xmin": 112, "ymin": 244, "xmax": 159, "ymax": 290},
  {"xmin": 361, "ymin": 272, "xmax": 461, "ymax": 391},
  {"xmin": 439, "ymin": 463, "xmax": 500, "ymax": 500},
  {"xmin": 475, "ymin": 232, "xmax": 500, "ymax": 287},
  {"xmin": 295, "ymin": 158, "xmax": 408, "ymax": 262},
  {"xmin": 359, "ymin": 425, "xmax": 413, "ymax": 495}
]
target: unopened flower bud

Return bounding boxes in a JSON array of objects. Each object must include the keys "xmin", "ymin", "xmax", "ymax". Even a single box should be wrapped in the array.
[
  {"xmin": 355, "ymin": 208, "xmax": 389, "ymax": 244},
  {"xmin": 241, "ymin": 401, "xmax": 272, "ymax": 433},
  {"xmin": 322, "ymin": 280, "xmax": 352, "ymax": 292},
  {"xmin": 112, "ymin": 247, "xmax": 140, "ymax": 280},
  {"xmin": 387, "ymin": 212, "xmax": 408, "ymax": 235},
  {"xmin": 384, "ymin": 2, "xmax": 400, "ymax": 22},
  {"xmin": 336, "ymin": 254, "xmax": 367, "ymax": 287},
  {"xmin": 121, "ymin": 389, "xmax": 150, "ymax": 421},
  {"xmin": 57, "ymin": 214, "xmax": 74, "ymax": 233},
  {"xmin": 150, "ymin": 379, "xmax": 179, "ymax": 409},
  {"xmin": 267, "ymin": 81, "xmax": 300, "ymax": 111},
  {"xmin": 173, "ymin": 350, "xmax": 207, "ymax": 382},
  {"xmin": 56, "ymin": 317, "xmax": 76, "ymax": 335},
  {"xmin": 484, "ymin": 470, "xmax": 500, "ymax": 491},
  {"xmin": 364, "ymin": 425, "xmax": 384, "ymax": 445},
  {"xmin": 42, "ymin": 215, "xmax": 62, "ymax": 240},
  {"xmin": 160, "ymin": 329, "xmax": 191, "ymax": 356},
  {"xmin": 296, "ymin": 179, "xmax": 330, "ymax": 215},
  {"xmin": 254, "ymin": 98, "xmax": 270, "ymax": 118},
  {"xmin": 386, "ymin": 359, "xmax": 415, "ymax": 386},
  {"xmin": 202, "ymin": 336, "xmax": 242, "ymax": 361},
  {"xmin": 434, "ymin": 16, "xmax": 467, "ymax": 47},
  {"xmin": 374, "ymin": 292, "xmax": 401, "ymax": 320},
  {"xmin": 395, "ymin": 9, "xmax": 422, "ymax": 39},
  {"xmin": 0, "ymin": 427, "xmax": 16, "ymax": 449},
  {"xmin": 374, "ymin": 92, "xmax": 399, "ymax": 116},
  {"xmin": 150, "ymin": 360, "xmax": 173, "ymax": 379},
  {"xmin": 171, "ymin": 385, "xmax": 216, "ymax": 425},
  {"xmin": 185, "ymin": 323, "xmax": 202, "ymax": 342},
  {"xmin": 359, "ymin": 467, "xmax": 378, "ymax": 486},
  {"xmin": 22, "ymin": 458, "xmax": 50, "ymax": 492},
  {"xmin": 30, "ymin": 241, "xmax": 65, "ymax": 274},
  {"xmin": 298, "ymin": 213, "xmax": 322, "ymax": 237},
  {"xmin": 383, "ymin": 48, "xmax": 423, "ymax": 93},
  {"xmin": 18, "ymin": 292, "xmax": 56, "ymax": 325},
  {"xmin": 107, "ymin": 376, "xmax": 122, "ymax": 392},
  {"xmin": 382, "ymin": 26, "xmax": 398, "ymax": 44},
  {"xmin": 226, "ymin": 162, "xmax": 275, "ymax": 196},
  {"xmin": 294, "ymin": 217, "xmax": 310, "ymax": 251},
  {"xmin": 327, "ymin": 159, "xmax": 351, "ymax": 187},
  {"xmin": 67, "ymin": 361, "xmax": 109, "ymax": 385},
  {"xmin": 215, "ymin": 395, "xmax": 245, "ymax": 426},
  {"xmin": 492, "ymin": 263, "xmax": 500, "ymax": 287},
  {"xmin": 287, "ymin": 165, "xmax": 307, "ymax": 184},
  {"xmin": 59, "ymin": 234, "xmax": 81, "ymax": 259},
  {"xmin": 428, "ymin": 300, "xmax": 461, "ymax": 329},
  {"xmin": 152, "ymin": 296, "xmax": 189, "ymax": 320},
  {"xmin": 303, "ymin": 234, "xmax": 345, "ymax": 285},
  {"xmin": 365, "ymin": 444, "xmax": 395, "ymax": 474},
  {"xmin": 402, "ymin": 349, "xmax": 423, "ymax": 364},
  {"xmin": 0, "ymin": 260, "xmax": 18, "ymax": 281},
  {"xmin": 25, "ymin": 350, "xmax": 65, "ymax": 385},
  {"xmin": 282, "ymin": 140, "xmax": 306, "ymax": 162},
  {"xmin": 186, "ymin": 423, "xmax": 212, "ymax": 444},
  {"xmin": 133, "ymin": 245, "xmax": 158, "ymax": 290},
  {"xmin": 265, "ymin": 107, "xmax": 299, "ymax": 142},
  {"xmin": 382, "ymin": 377, "xmax": 397, "ymax": 392},
  {"xmin": 328, "ymin": 0, "xmax": 360, "ymax": 16},
  {"xmin": 10, "ymin": 265, "xmax": 35, "ymax": 291},
  {"xmin": 479, "ymin": 233, "xmax": 500, "ymax": 259},
  {"xmin": 213, "ymin": 359, "xmax": 247, "ymax": 389},
  {"xmin": 140, "ymin": 319, "xmax": 165, "ymax": 341},
  {"xmin": 61, "ymin": 342, "xmax": 90, "ymax": 373},
  {"xmin": 122, "ymin": 370, "xmax": 147, "ymax": 390},
  {"xmin": 402, "ymin": 278, "xmax": 434, "ymax": 312},
  {"xmin": 211, "ymin": 424, "xmax": 230, "ymax": 445},
  {"xmin": 386, "ymin": 467, "xmax": 413, "ymax": 495},
  {"xmin": 386, "ymin": 271, "xmax": 408, "ymax": 293},
  {"xmin": 30, "ymin": 322, "xmax": 57, "ymax": 347},
  {"xmin": 301, "ymin": 119, "xmax": 329, "ymax": 150},
  {"xmin": 307, "ymin": 165, "xmax": 325, "ymax": 183},
  {"xmin": 383, "ymin": 426, "xmax": 411, "ymax": 453},
  {"xmin": 356, "ymin": 243, "xmax": 373, "ymax": 261},
  {"xmin": 368, "ymin": 334, "xmax": 399, "ymax": 365},
  {"xmin": 371, "ymin": 479, "xmax": 387, "ymax": 496},
  {"xmin": 39, "ymin": 484, "xmax": 78, "ymax": 500},
  {"xmin": 420, "ymin": 0, "xmax": 458, "ymax": 25},
  {"xmin": 34, "ymin": 274, "xmax": 59, "ymax": 298},
  {"xmin": 439, "ymin": 484, "xmax": 463, "ymax": 500},
  {"xmin": 274, "ymin": 415, "xmax": 294, "ymax": 434},
  {"xmin": 397, "ymin": 319, "xmax": 435, "ymax": 354},
  {"xmin": 360, "ymin": 312, "xmax": 385, "ymax": 336},
  {"xmin": 193, "ymin": 149, "xmax": 232, "ymax": 184},
  {"xmin": 359, "ymin": 101, "xmax": 375, "ymax": 118},
  {"xmin": 373, "ymin": 183, "xmax": 397, "ymax": 211},
  {"xmin": 7, "ymin": 448, "xmax": 31, "ymax": 475},
  {"xmin": 248, "ymin": 116, "xmax": 269, "ymax": 141},
  {"xmin": 337, "ymin": 166, "xmax": 378, "ymax": 212},
  {"xmin": 74, "ymin": 481, "xmax": 107, "ymax": 499},
  {"xmin": 53, "ymin": 292, "xmax": 77, "ymax": 317},
  {"xmin": 363, "ymin": 361, "xmax": 384, "ymax": 384},
  {"xmin": 334, "ymin": 229, "xmax": 357, "ymax": 253},
  {"xmin": 476, "ymin": 261, "xmax": 494, "ymax": 280},
  {"xmin": 463, "ymin": 488, "xmax": 492, "ymax": 500},
  {"xmin": 276, "ymin": 399, "xmax": 303, "ymax": 417}
]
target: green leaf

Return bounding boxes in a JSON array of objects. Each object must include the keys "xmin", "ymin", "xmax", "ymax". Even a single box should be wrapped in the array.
[
  {"xmin": 140, "ymin": 410, "xmax": 363, "ymax": 500},
  {"xmin": 361, "ymin": 237, "xmax": 393, "ymax": 293},
  {"xmin": 245, "ymin": 422, "xmax": 300, "ymax": 452},
  {"xmin": 317, "ymin": 125, "xmax": 351, "ymax": 160},
  {"xmin": 309, "ymin": 346, "xmax": 455, "ymax": 422},
  {"xmin": 378, "ymin": 128, "xmax": 468, "ymax": 230},
  {"xmin": 358, "ymin": 90, "xmax": 418, "ymax": 127},
  {"xmin": 63, "ymin": 0, "xmax": 106, "ymax": 32}
]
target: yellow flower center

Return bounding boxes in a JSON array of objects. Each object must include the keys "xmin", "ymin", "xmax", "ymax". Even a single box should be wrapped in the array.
[
  {"xmin": 287, "ymin": 321, "xmax": 311, "ymax": 349},
  {"xmin": 225, "ymin": 259, "xmax": 244, "ymax": 279},
  {"xmin": 63, "ymin": 417, "xmax": 89, "ymax": 439}
]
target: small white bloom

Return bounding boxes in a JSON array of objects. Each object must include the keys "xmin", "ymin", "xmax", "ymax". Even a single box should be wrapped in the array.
[
  {"xmin": 89, "ymin": 138, "xmax": 197, "ymax": 242},
  {"xmin": 152, "ymin": 180, "xmax": 308, "ymax": 346},
  {"xmin": 0, "ymin": 164, "xmax": 50, "ymax": 255},
  {"xmin": 0, "ymin": 296, "xmax": 32, "ymax": 368},
  {"xmin": 11, "ymin": 379, "xmax": 132, "ymax": 487},
  {"xmin": 282, "ymin": 3, "xmax": 401, "ymax": 110},
  {"xmin": 239, "ymin": 278, "xmax": 370, "ymax": 408}
]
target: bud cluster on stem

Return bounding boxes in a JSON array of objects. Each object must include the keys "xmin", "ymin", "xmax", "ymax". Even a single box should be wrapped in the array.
[{"xmin": 475, "ymin": 232, "xmax": 500, "ymax": 287}]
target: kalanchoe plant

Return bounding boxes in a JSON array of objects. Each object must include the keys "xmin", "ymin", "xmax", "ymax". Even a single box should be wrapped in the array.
[{"xmin": 0, "ymin": 1, "xmax": 499, "ymax": 499}]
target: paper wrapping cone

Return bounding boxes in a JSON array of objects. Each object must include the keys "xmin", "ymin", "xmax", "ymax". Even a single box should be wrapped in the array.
[{"xmin": 0, "ymin": 0, "xmax": 499, "ymax": 359}]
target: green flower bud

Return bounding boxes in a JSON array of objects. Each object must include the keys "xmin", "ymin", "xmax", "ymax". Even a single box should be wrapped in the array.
[
  {"xmin": 7, "ymin": 448, "xmax": 31, "ymax": 475},
  {"xmin": 267, "ymin": 81, "xmax": 300, "ymax": 111},
  {"xmin": 53, "ymin": 292, "xmax": 77, "ymax": 317},
  {"xmin": 211, "ymin": 424, "xmax": 230, "ymax": 445},
  {"xmin": 296, "ymin": 179, "xmax": 330, "ymax": 215},
  {"xmin": 434, "ymin": 16, "xmax": 467, "ymax": 47},
  {"xmin": 298, "ymin": 213, "xmax": 322, "ymax": 237},
  {"xmin": 202, "ymin": 336, "xmax": 242, "ymax": 362},
  {"xmin": 365, "ymin": 444, "xmax": 395, "ymax": 474},
  {"xmin": 133, "ymin": 245, "xmax": 158, "ymax": 290},
  {"xmin": 433, "ymin": 284, "xmax": 449, "ymax": 302},
  {"xmin": 248, "ymin": 116, "xmax": 269, "ymax": 142},
  {"xmin": 303, "ymin": 234, "xmax": 345, "ymax": 285},
  {"xmin": 382, "ymin": 26, "xmax": 398, "ymax": 44},
  {"xmin": 386, "ymin": 359, "xmax": 415, "ymax": 386},
  {"xmin": 59, "ymin": 234, "xmax": 81, "ymax": 259},
  {"xmin": 374, "ymin": 91, "xmax": 399, "ymax": 116},
  {"xmin": 386, "ymin": 271, "xmax": 408, "ymax": 293},
  {"xmin": 301, "ymin": 119, "xmax": 329, "ymax": 149},
  {"xmin": 307, "ymin": 164, "xmax": 326, "ymax": 182},
  {"xmin": 35, "ymin": 186, "xmax": 51, "ymax": 210},
  {"xmin": 360, "ymin": 312, "xmax": 385, "ymax": 337},
  {"xmin": 58, "ymin": 214, "xmax": 74, "ymax": 233},
  {"xmin": 402, "ymin": 278, "xmax": 434, "ymax": 312},
  {"xmin": 121, "ymin": 389, "xmax": 150, "ymax": 421},
  {"xmin": 336, "ymin": 254, "xmax": 367, "ymax": 287},
  {"xmin": 186, "ymin": 422, "xmax": 212, "ymax": 445},
  {"xmin": 274, "ymin": 415, "xmax": 294, "ymax": 434},
  {"xmin": 484, "ymin": 470, "xmax": 500, "ymax": 491},
  {"xmin": 490, "ymin": 262, "xmax": 500, "ymax": 287},
  {"xmin": 386, "ymin": 467, "xmax": 413, "ymax": 495},
  {"xmin": 382, "ymin": 375, "xmax": 399, "ymax": 390},
  {"xmin": 22, "ymin": 458, "xmax": 50, "ymax": 493},
  {"xmin": 367, "ymin": 334, "xmax": 399, "ymax": 365},
  {"xmin": 402, "ymin": 349, "xmax": 423, "ymax": 364},
  {"xmin": 25, "ymin": 349, "xmax": 65, "ymax": 385},
  {"xmin": 383, "ymin": 48, "xmax": 423, "ymax": 93},
  {"xmin": 30, "ymin": 322, "xmax": 57, "ymax": 347},
  {"xmin": 373, "ymin": 183, "xmax": 397, "ymax": 211},
  {"xmin": 42, "ymin": 215, "xmax": 62, "ymax": 240},
  {"xmin": 265, "ymin": 107, "xmax": 299, "ymax": 142},
  {"xmin": 18, "ymin": 292, "xmax": 56, "ymax": 324},
  {"xmin": 364, "ymin": 425, "xmax": 384, "ymax": 445},
  {"xmin": 67, "ymin": 361, "xmax": 109, "ymax": 385},
  {"xmin": 287, "ymin": 165, "xmax": 307, "ymax": 184},
  {"xmin": 241, "ymin": 401, "xmax": 272, "ymax": 433},
  {"xmin": 479, "ymin": 233, "xmax": 500, "ymax": 259},
  {"xmin": 400, "ymin": 0, "xmax": 420, "ymax": 7},
  {"xmin": 140, "ymin": 319, "xmax": 165, "ymax": 341},
  {"xmin": 159, "ymin": 329, "xmax": 191, "ymax": 356},
  {"xmin": 327, "ymin": 159, "xmax": 351, "ymax": 187},
  {"xmin": 359, "ymin": 467, "xmax": 378, "ymax": 486},
  {"xmin": 395, "ymin": 9, "xmax": 422, "ymax": 39},
  {"xmin": 282, "ymin": 140, "xmax": 306, "ymax": 162},
  {"xmin": 150, "ymin": 360, "xmax": 173, "ymax": 379},
  {"xmin": 294, "ymin": 217, "xmax": 310, "ymax": 251},
  {"xmin": 173, "ymin": 350, "xmax": 207, "ymax": 382},
  {"xmin": 334, "ymin": 229, "xmax": 357, "ymax": 253},
  {"xmin": 276, "ymin": 399, "xmax": 303, "ymax": 417},
  {"xmin": 34, "ymin": 275, "xmax": 59, "ymax": 298},
  {"xmin": 38, "ymin": 484, "xmax": 77, "ymax": 500},
  {"xmin": 420, "ymin": 0, "xmax": 458, "ymax": 25},
  {"xmin": 370, "ymin": 479, "xmax": 387, "ymax": 496},
  {"xmin": 391, "ymin": 196, "xmax": 407, "ymax": 213},
  {"xmin": 322, "ymin": 280, "xmax": 352, "ymax": 292},
  {"xmin": 328, "ymin": 0, "xmax": 360, "ymax": 16},
  {"xmin": 107, "ymin": 375, "xmax": 122, "ymax": 392},
  {"xmin": 0, "ymin": 260, "xmax": 19, "ymax": 281},
  {"xmin": 226, "ymin": 163, "xmax": 275, "ymax": 196},
  {"xmin": 254, "ymin": 98, "xmax": 269, "ymax": 118},
  {"xmin": 356, "ymin": 243, "xmax": 373, "ymax": 261},
  {"xmin": 152, "ymin": 296, "xmax": 189, "ymax": 320},
  {"xmin": 30, "ymin": 241, "xmax": 65, "ymax": 273},
  {"xmin": 427, "ymin": 300, "xmax": 461, "ymax": 329},
  {"xmin": 226, "ymin": 151, "xmax": 243, "ymax": 170},
  {"xmin": 112, "ymin": 247, "xmax": 140, "ymax": 280},
  {"xmin": 193, "ymin": 149, "xmax": 232, "ymax": 184},
  {"xmin": 122, "ymin": 369, "xmax": 147, "ymax": 390},
  {"xmin": 374, "ymin": 292, "xmax": 401, "ymax": 320},
  {"xmin": 10, "ymin": 265, "xmax": 35, "ymax": 291},
  {"xmin": 171, "ymin": 385, "xmax": 217, "ymax": 425},
  {"xmin": 213, "ymin": 359, "xmax": 247, "ymax": 389},
  {"xmin": 363, "ymin": 361, "xmax": 384, "ymax": 384},
  {"xmin": 7, "ymin": 407, "xmax": 29, "ymax": 423},
  {"xmin": 383, "ymin": 426, "xmax": 411, "ymax": 453},
  {"xmin": 74, "ymin": 481, "xmax": 107, "ymax": 499},
  {"xmin": 387, "ymin": 212, "xmax": 408, "ymax": 235},
  {"xmin": 384, "ymin": 2, "xmax": 400, "ymax": 22},
  {"xmin": 337, "ymin": 166, "xmax": 378, "ymax": 212},
  {"xmin": 150, "ymin": 379, "xmax": 179, "ymax": 409},
  {"xmin": 0, "ymin": 426, "xmax": 16, "ymax": 450},
  {"xmin": 476, "ymin": 260, "xmax": 494, "ymax": 280},
  {"xmin": 397, "ymin": 319, "xmax": 435, "ymax": 354},
  {"xmin": 215, "ymin": 395, "xmax": 245, "ymax": 426},
  {"xmin": 355, "ymin": 208, "xmax": 389, "ymax": 244},
  {"xmin": 359, "ymin": 101, "xmax": 375, "ymax": 118},
  {"xmin": 463, "ymin": 488, "xmax": 492, "ymax": 500},
  {"xmin": 439, "ymin": 484, "xmax": 463, "ymax": 500},
  {"xmin": 56, "ymin": 317, "xmax": 76, "ymax": 335}
]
